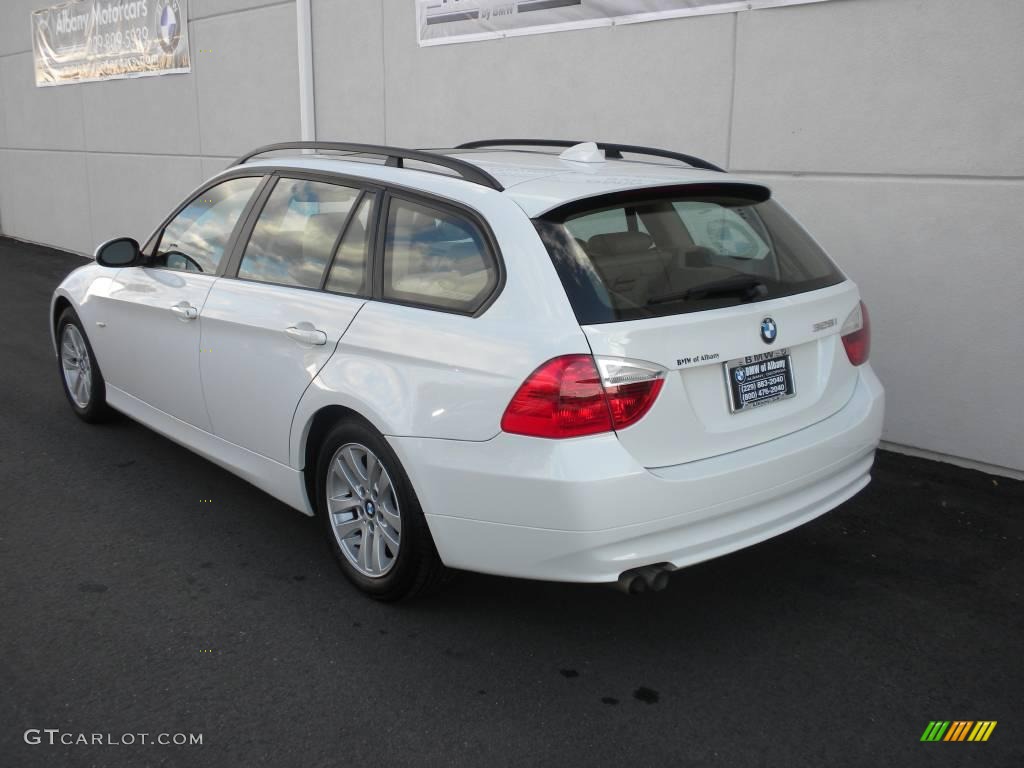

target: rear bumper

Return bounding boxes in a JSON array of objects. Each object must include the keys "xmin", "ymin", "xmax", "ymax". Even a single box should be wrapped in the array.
[{"xmin": 390, "ymin": 366, "xmax": 885, "ymax": 583}]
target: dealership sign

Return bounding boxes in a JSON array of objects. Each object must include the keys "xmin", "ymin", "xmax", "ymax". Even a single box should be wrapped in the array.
[
  {"xmin": 418, "ymin": 0, "xmax": 835, "ymax": 46},
  {"xmin": 32, "ymin": 0, "xmax": 190, "ymax": 86}
]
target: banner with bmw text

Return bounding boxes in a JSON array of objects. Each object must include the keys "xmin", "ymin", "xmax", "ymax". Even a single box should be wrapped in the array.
[
  {"xmin": 418, "ymin": 0, "xmax": 835, "ymax": 46},
  {"xmin": 32, "ymin": 0, "xmax": 190, "ymax": 87}
]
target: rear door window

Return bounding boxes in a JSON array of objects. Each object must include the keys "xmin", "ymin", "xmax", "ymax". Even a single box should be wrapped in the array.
[
  {"xmin": 238, "ymin": 178, "xmax": 363, "ymax": 290},
  {"xmin": 535, "ymin": 189, "xmax": 844, "ymax": 324},
  {"xmin": 325, "ymin": 195, "xmax": 373, "ymax": 296},
  {"xmin": 382, "ymin": 197, "xmax": 498, "ymax": 313}
]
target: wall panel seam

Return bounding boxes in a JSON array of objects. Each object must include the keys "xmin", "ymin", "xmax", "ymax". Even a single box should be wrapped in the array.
[
  {"xmin": 190, "ymin": 20, "xmax": 203, "ymax": 156},
  {"xmin": 725, "ymin": 12, "xmax": 738, "ymax": 169},
  {"xmin": 191, "ymin": 0, "xmax": 293, "ymax": 23},
  {"xmin": 0, "ymin": 147, "xmax": 237, "ymax": 160},
  {"xmin": 379, "ymin": 0, "xmax": 388, "ymax": 144},
  {"xmin": 78, "ymin": 87, "xmax": 95, "ymax": 248}
]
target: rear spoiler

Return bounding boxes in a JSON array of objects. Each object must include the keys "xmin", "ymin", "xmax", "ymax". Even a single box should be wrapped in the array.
[{"xmin": 536, "ymin": 183, "xmax": 772, "ymax": 222}]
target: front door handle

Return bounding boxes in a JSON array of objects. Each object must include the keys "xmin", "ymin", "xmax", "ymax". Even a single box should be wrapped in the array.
[
  {"xmin": 171, "ymin": 302, "xmax": 198, "ymax": 320},
  {"xmin": 285, "ymin": 325, "xmax": 327, "ymax": 346}
]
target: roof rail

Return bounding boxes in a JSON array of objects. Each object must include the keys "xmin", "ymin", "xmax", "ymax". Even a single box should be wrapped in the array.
[
  {"xmin": 455, "ymin": 139, "xmax": 725, "ymax": 173},
  {"xmin": 231, "ymin": 141, "xmax": 505, "ymax": 191}
]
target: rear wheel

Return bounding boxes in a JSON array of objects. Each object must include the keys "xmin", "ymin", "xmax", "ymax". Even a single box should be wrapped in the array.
[
  {"xmin": 316, "ymin": 418, "xmax": 448, "ymax": 600},
  {"xmin": 57, "ymin": 308, "xmax": 111, "ymax": 423}
]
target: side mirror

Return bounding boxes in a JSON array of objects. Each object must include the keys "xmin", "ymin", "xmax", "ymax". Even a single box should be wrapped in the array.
[{"xmin": 94, "ymin": 237, "xmax": 141, "ymax": 268}]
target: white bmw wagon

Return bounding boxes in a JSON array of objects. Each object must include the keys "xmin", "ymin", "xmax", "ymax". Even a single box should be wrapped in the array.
[{"xmin": 51, "ymin": 139, "xmax": 884, "ymax": 599}]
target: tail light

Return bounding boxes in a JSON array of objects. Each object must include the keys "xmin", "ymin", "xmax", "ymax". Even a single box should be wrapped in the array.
[
  {"xmin": 501, "ymin": 355, "xmax": 665, "ymax": 439},
  {"xmin": 841, "ymin": 301, "xmax": 871, "ymax": 366}
]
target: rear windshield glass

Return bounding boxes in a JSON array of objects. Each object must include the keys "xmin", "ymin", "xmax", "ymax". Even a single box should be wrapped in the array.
[{"xmin": 534, "ymin": 190, "xmax": 844, "ymax": 324}]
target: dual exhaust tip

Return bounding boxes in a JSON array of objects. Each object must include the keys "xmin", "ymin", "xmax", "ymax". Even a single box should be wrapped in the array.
[{"xmin": 614, "ymin": 563, "xmax": 674, "ymax": 594}]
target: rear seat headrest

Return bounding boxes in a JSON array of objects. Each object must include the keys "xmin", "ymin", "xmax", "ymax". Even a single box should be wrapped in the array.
[{"xmin": 587, "ymin": 232, "xmax": 654, "ymax": 257}]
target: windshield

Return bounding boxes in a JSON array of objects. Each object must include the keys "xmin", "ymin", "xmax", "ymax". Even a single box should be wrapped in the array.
[{"xmin": 534, "ymin": 189, "xmax": 844, "ymax": 324}]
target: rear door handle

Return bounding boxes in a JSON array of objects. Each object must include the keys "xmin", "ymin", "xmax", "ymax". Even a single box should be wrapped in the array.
[
  {"xmin": 171, "ymin": 302, "xmax": 198, "ymax": 320},
  {"xmin": 285, "ymin": 326, "xmax": 327, "ymax": 346}
]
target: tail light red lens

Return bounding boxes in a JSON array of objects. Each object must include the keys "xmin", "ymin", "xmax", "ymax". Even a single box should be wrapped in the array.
[
  {"xmin": 841, "ymin": 301, "xmax": 871, "ymax": 366},
  {"xmin": 501, "ymin": 355, "xmax": 664, "ymax": 439}
]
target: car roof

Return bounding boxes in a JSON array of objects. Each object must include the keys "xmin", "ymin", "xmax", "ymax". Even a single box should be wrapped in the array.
[{"xmin": 236, "ymin": 147, "xmax": 762, "ymax": 218}]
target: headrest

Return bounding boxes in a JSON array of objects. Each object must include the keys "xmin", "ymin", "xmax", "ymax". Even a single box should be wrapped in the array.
[
  {"xmin": 289, "ymin": 181, "xmax": 320, "ymax": 204},
  {"xmin": 587, "ymin": 232, "xmax": 654, "ymax": 257}
]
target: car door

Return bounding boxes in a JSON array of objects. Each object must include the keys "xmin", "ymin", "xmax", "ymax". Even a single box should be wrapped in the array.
[
  {"xmin": 102, "ymin": 175, "xmax": 264, "ymax": 431},
  {"xmin": 198, "ymin": 175, "xmax": 374, "ymax": 463}
]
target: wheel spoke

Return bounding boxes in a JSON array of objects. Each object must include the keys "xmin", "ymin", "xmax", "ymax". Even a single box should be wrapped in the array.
[
  {"xmin": 376, "ymin": 471, "xmax": 392, "ymax": 504},
  {"xmin": 380, "ymin": 500, "xmax": 401, "ymax": 533},
  {"xmin": 366, "ymin": 452, "xmax": 379, "ymax": 489},
  {"xmin": 332, "ymin": 516, "xmax": 362, "ymax": 540},
  {"xmin": 378, "ymin": 523, "xmax": 400, "ymax": 553},
  {"xmin": 373, "ymin": 528, "xmax": 387, "ymax": 571},
  {"xmin": 359, "ymin": 528, "xmax": 374, "ymax": 572},
  {"xmin": 334, "ymin": 455, "xmax": 361, "ymax": 495},
  {"xmin": 346, "ymin": 446, "xmax": 370, "ymax": 483},
  {"xmin": 328, "ymin": 494, "xmax": 360, "ymax": 514}
]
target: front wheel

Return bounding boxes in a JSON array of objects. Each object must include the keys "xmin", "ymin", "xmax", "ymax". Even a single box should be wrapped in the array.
[
  {"xmin": 57, "ymin": 308, "xmax": 111, "ymax": 423},
  {"xmin": 316, "ymin": 418, "xmax": 448, "ymax": 600}
]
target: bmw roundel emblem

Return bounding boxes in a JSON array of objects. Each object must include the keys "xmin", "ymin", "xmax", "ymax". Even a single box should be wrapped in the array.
[
  {"xmin": 158, "ymin": 1, "xmax": 182, "ymax": 54},
  {"xmin": 760, "ymin": 317, "xmax": 778, "ymax": 344},
  {"xmin": 734, "ymin": 368, "xmax": 746, "ymax": 383}
]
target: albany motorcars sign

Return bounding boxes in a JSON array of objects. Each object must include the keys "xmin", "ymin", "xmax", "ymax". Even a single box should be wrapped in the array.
[
  {"xmin": 32, "ymin": 0, "xmax": 190, "ymax": 86},
  {"xmin": 417, "ymin": 0, "xmax": 836, "ymax": 46}
]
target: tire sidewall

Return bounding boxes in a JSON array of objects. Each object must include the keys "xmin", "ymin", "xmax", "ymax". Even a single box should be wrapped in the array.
[
  {"xmin": 315, "ymin": 418, "xmax": 433, "ymax": 600},
  {"xmin": 57, "ymin": 308, "xmax": 108, "ymax": 422}
]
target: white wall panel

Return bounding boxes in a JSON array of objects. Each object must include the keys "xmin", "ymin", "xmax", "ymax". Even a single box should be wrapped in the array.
[
  {"xmin": 380, "ymin": 4, "xmax": 734, "ymax": 161},
  {"xmin": 82, "ymin": 71, "xmax": 200, "ymax": 155},
  {"xmin": 0, "ymin": 0, "xmax": 37, "ymax": 57},
  {"xmin": 201, "ymin": 155, "xmax": 236, "ymax": 179},
  {"xmin": 0, "ymin": 54, "xmax": 7, "ymax": 149},
  {"xmin": 763, "ymin": 174, "xmax": 1024, "ymax": 472},
  {"xmin": 0, "ymin": 149, "xmax": 92, "ymax": 252},
  {"xmin": 732, "ymin": 0, "xmax": 1024, "ymax": 176},
  {"xmin": 311, "ymin": 0, "xmax": 385, "ymax": 143},
  {"xmin": 85, "ymin": 153, "xmax": 205, "ymax": 246},
  {"xmin": 2, "ymin": 52, "xmax": 84, "ymax": 150},
  {"xmin": 193, "ymin": 3, "xmax": 299, "ymax": 157}
]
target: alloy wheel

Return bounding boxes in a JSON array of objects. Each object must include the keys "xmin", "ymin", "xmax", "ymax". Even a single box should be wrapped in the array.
[
  {"xmin": 61, "ymin": 324, "xmax": 92, "ymax": 409},
  {"xmin": 325, "ymin": 442, "xmax": 402, "ymax": 577}
]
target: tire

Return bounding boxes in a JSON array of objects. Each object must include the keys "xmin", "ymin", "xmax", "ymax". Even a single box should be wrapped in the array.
[
  {"xmin": 56, "ymin": 308, "xmax": 112, "ymax": 423},
  {"xmin": 316, "ymin": 417, "xmax": 448, "ymax": 600}
]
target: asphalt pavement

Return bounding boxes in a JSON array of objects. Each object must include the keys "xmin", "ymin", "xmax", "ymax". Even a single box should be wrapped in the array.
[{"xmin": 1, "ymin": 235, "xmax": 1021, "ymax": 767}]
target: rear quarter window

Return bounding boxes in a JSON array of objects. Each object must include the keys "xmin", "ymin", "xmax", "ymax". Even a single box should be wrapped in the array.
[{"xmin": 382, "ymin": 197, "xmax": 498, "ymax": 314}]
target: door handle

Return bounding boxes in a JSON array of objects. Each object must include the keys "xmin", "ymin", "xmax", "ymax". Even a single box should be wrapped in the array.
[
  {"xmin": 171, "ymin": 302, "xmax": 198, "ymax": 320},
  {"xmin": 285, "ymin": 326, "xmax": 327, "ymax": 346}
]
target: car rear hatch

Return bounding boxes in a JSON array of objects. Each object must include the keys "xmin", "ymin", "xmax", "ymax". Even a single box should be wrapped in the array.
[{"xmin": 534, "ymin": 182, "xmax": 863, "ymax": 468}]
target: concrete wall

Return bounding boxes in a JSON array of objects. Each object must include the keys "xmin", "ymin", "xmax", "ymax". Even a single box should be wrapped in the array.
[
  {"xmin": 0, "ymin": 0, "xmax": 298, "ymax": 251},
  {"xmin": 2, "ymin": 0, "xmax": 1023, "ymax": 475}
]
